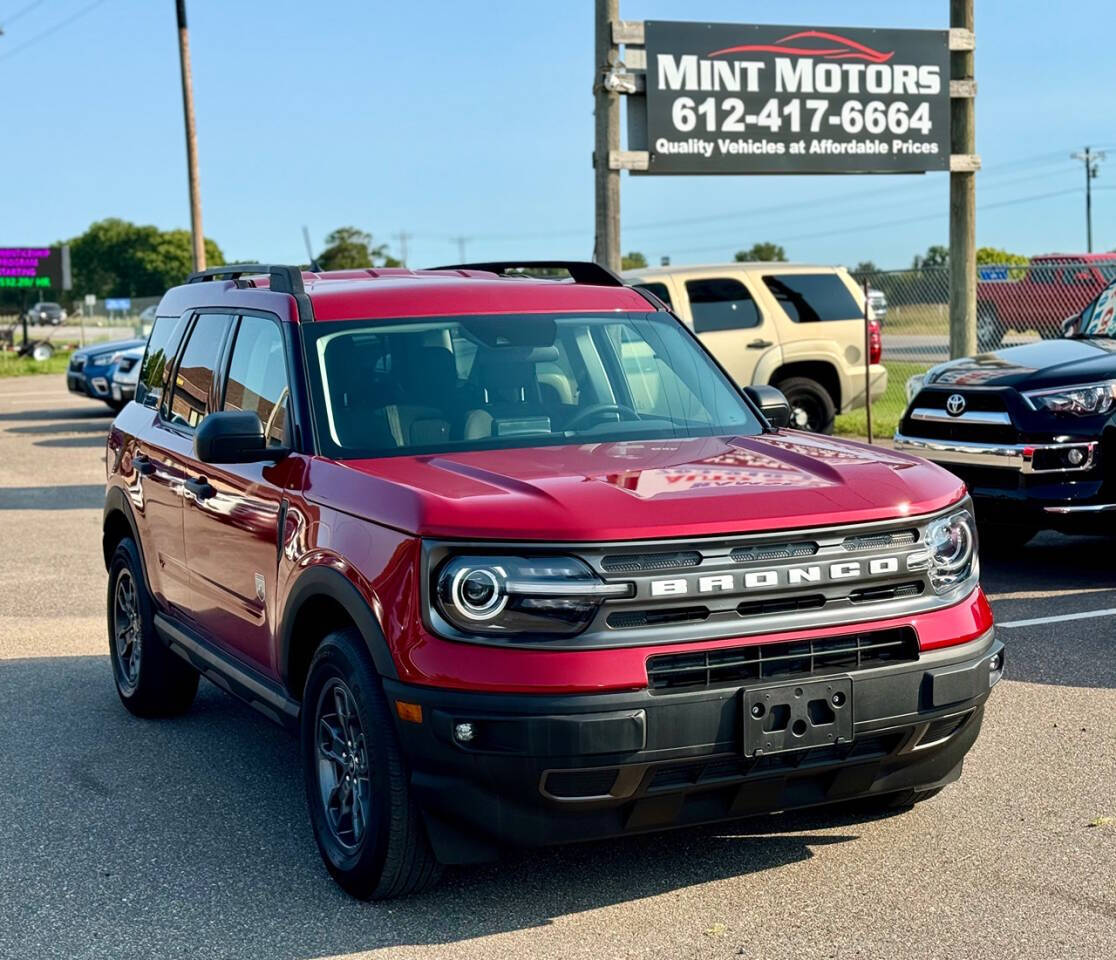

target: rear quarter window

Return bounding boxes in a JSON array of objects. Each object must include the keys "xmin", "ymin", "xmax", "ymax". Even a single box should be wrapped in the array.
[{"xmin": 763, "ymin": 273, "xmax": 861, "ymax": 323}]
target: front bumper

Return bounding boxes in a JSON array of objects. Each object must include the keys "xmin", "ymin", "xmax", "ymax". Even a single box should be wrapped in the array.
[
  {"xmin": 66, "ymin": 371, "xmax": 88, "ymax": 395},
  {"xmin": 111, "ymin": 382, "xmax": 135, "ymax": 404},
  {"xmin": 894, "ymin": 432, "xmax": 1114, "ymax": 526},
  {"xmin": 387, "ymin": 628, "xmax": 1002, "ymax": 864}
]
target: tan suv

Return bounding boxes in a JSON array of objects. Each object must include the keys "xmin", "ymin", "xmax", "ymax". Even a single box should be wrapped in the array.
[{"xmin": 624, "ymin": 263, "xmax": 887, "ymax": 432}]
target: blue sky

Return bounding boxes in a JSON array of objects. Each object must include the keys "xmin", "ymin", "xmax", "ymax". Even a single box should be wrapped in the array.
[{"xmin": 1, "ymin": 0, "xmax": 1113, "ymax": 270}]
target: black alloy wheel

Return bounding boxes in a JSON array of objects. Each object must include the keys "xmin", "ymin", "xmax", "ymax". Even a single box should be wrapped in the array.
[{"xmin": 315, "ymin": 678, "xmax": 373, "ymax": 851}]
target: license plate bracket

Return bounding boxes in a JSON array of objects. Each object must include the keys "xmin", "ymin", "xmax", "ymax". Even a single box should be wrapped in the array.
[{"xmin": 743, "ymin": 677, "xmax": 853, "ymax": 757}]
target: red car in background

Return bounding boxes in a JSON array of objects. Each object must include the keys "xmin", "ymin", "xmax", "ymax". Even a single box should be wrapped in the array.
[{"xmin": 977, "ymin": 253, "xmax": 1116, "ymax": 350}]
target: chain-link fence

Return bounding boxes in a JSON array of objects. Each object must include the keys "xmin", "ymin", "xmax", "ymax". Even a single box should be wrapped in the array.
[
  {"xmin": 844, "ymin": 258, "xmax": 1116, "ymax": 439},
  {"xmin": 0, "ymin": 295, "xmax": 160, "ymax": 352}
]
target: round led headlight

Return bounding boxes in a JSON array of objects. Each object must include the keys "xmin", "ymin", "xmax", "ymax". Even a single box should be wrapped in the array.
[
  {"xmin": 449, "ymin": 565, "xmax": 507, "ymax": 621},
  {"xmin": 925, "ymin": 508, "xmax": 976, "ymax": 591},
  {"xmin": 434, "ymin": 554, "xmax": 632, "ymax": 639}
]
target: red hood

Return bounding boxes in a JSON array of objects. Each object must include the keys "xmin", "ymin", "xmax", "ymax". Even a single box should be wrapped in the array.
[{"xmin": 305, "ymin": 432, "xmax": 966, "ymax": 541}]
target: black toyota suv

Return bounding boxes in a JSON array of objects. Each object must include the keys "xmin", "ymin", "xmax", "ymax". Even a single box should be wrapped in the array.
[{"xmin": 895, "ymin": 276, "xmax": 1116, "ymax": 545}]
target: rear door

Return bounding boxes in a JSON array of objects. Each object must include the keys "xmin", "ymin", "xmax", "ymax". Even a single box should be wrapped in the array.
[
  {"xmin": 181, "ymin": 314, "xmax": 297, "ymax": 677},
  {"xmin": 681, "ymin": 275, "xmax": 772, "ymax": 388},
  {"xmin": 760, "ymin": 270, "xmax": 868, "ymax": 400}
]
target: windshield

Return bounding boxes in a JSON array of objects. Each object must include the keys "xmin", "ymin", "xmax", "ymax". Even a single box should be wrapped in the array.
[
  {"xmin": 304, "ymin": 311, "xmax": 763, "ymax": 459},
  {"xmin": 1069, "ymin": 279, "xmax": 1116, "ymax": 338}
]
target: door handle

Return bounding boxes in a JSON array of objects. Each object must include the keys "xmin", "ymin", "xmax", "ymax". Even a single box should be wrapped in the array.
[
  {"xmin": 133, "ymin": 453, "xmax": 155, "ymax": 476},
  {"xmin": 183, "ymin": 476, "xmax": 216, "ymax": 501},
  {"xmin": 746, "ymin": 338, "xmax": 774, "ymax": 349}
]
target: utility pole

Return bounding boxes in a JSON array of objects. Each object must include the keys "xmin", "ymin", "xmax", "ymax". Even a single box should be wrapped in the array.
[
  {"xmin": 1071, "ymin": 147, "xmax": 1106, "ymax": 252},
  {"xmin": 450, "ymin": 236, "xmax": 470, "ymax": 261},
  {"xmin": 593, "ymin": 0, "xmax": 621, "ymax": 272},
  {"xmin": 396, "ymin": 230, "xmax": 412, "ymax": 266},
  {"xmin": 301, "ymin": 225, "xmax": 315, "ymax": 265},
  {"xmin": 948, "ymin": 0, "xmax": 976, "ymax": 359},
  {"xmin": 175, "ymin": 0, "xmax": 205, "ymax": 272}
]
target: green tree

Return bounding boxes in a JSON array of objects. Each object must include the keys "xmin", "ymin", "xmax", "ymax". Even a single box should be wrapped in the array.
[
  {"xmin": 734, "ymin": 242, "xmax": 787, "ymax": 262},
  {"xmin": 975, "ymin": 246, "xmax": 1029, "ymax": 266},
  {"xmin": 912, "ymin": 244, "xmax": 949, "ymax": 269},
  {"xmin": 69, "ymin": 218, "xmax": 225, "ymax": 297},
  {"xmin": 316, "ymin": 227, "xmax": 400, "ymax": 270},
  {"xmin": 850, "ymin": 260, "xmax": 880, "ymax": 284},
  {"xmin": 621, "ymin": 251, "xmax": 648, "ymax": 270}
]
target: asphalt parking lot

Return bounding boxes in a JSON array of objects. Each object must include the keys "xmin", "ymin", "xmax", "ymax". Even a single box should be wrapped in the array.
[{"xmin": 0, "ymin": 375, "xmax": 1113, "ymax": 960}]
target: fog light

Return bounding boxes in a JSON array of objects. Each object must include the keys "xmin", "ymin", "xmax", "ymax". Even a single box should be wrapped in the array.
[
  {"xmin": 989, "ymin": 651, "xmax": 1004, "ymax": 688},
  {"xmin": 454, "ymin": 722, "xmax": 476, "ymax": 743},
  {"xmin": 1067, "ymin": 448, "xmax": 1085, "ymax": 466}
]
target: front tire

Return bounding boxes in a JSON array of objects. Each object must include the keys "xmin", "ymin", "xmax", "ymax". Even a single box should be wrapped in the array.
[
  {"xmin": 107, "ymin": 537, "xmax": 198, "ymax": 716},
  {"xmin": 775, "ymin": 376, "xmax": 836, "ymax": 434},
  {"xmin": 301, "ymin": 628, "xmax": 442, "ymax": 899}
]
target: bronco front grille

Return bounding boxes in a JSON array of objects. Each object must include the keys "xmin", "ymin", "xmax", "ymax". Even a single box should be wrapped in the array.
[
  {"xmin": 646, "ymin": 627, "xmax": 918, "ymax": 692},
  {"xmin": 601, "ymin": 550, "xmax": 701, "ymax": 573}
]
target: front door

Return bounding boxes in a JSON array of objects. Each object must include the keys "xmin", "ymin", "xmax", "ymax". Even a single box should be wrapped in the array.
[
  {"xmin": 181, "ymin": 315, "xmax": 296, "ymax": 678},
  {"xmin": 129, "ymin": 313, "xmax": 193, "ymax": 616}
]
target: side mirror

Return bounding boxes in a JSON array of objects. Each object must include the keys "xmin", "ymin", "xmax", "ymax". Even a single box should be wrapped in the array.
[
  {"xmin": 194, "ymin": 410, "xmax": 289, "ymax": 464},
  {"xmin": 744, "ymin": 385, "xmax": 791, "ymax": 429}
]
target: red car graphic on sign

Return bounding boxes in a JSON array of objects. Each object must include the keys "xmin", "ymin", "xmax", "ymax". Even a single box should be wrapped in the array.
[{"xmin": 709, "ymin": 30, "xmax": 894, "ymax": 63}]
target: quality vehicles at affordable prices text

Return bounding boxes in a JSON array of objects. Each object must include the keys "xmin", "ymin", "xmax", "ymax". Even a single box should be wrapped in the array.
[
  {"xmin": 897, "ymin": 275, "xmax": 1116, "ymax": 546},
  {"xmin": 102, "ymin": 261, "xmax": 1000, "ymax": 899}
]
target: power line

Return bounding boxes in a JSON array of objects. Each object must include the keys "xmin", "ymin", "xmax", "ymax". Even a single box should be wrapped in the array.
[
  {"xmin": 0, "ymin": 0, "xmax": 112, "ymax": 63},
  {"xmin": 407, "ymin": 148, "xmax": 1090, "ymax": 246},
  {"xmin": 0, "ymin": 0, "xmax": 48, "ymax": 30},
  {"xmin": 666, "ymin": 187, "xmax": 1085, "ymax": 257}
]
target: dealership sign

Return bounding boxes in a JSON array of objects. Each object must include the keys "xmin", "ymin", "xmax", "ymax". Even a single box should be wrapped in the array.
[
  {"xmin": 642, "ymin": 21, "xmax": 950, "ymax": 174},
  {"xmin": 0, "ymin": 246, "xmax": 71, "ymax": 290}
]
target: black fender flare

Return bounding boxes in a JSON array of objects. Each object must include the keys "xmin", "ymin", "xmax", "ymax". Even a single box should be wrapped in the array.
[
  {"xmin": 103, "ymin": 486, "xmax": 148, "ymax": 578},
  {"xmin": 279, "ymin": 564, "xmax": 399, "ymax": 687}
]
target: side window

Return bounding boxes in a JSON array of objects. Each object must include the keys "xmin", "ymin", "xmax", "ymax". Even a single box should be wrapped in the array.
[
  {"xmin": 762, "ymin": 273, "xmax": 861, "ymax": 323},
  {"xmin": 166, "ymin": 313, "xmax": 233, "ymax": 431},
  {"xmin": 1031, "ymin": 265, "xmax": 1057, "ymax": 285},
  {"xmin": 633, "ymin": 281, "xmax": 673, "ymax": 307},
  {"xmin": 686, "ymin": 278, "xmax": 761, "ymax": 332},
  {"xmin": 222, "ymin": 316, "xmax": 290, "ymax": 447},
  {"xmin": 136, "ymin": 314, "xmax": 189, "ymax": 409}
]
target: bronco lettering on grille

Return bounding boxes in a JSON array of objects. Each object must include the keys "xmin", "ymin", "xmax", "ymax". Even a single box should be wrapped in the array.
[{"xmin": 649, "ymin": 556, "xmax": 902, "ymax": 597}]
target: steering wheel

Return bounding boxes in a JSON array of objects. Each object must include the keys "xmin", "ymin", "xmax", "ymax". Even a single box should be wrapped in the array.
[{"xmin": 564, "ymin": 403, "xmax": 641, "ymax": 431}]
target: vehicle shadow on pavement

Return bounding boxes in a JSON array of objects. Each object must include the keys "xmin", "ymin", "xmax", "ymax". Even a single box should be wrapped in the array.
[
  {"xmin": 33, "ymin": 435, "xmax": 110, "ymax": 449},
  {"xmin": 0, "ymin": 655, "xmax": 862, "ymax": 960},
  {"xmin": 981, "ymin": 533, "xmax": 1116, "ymax": 690},
  {"xmin": 0, "ymin": 406, "xmax": 113, "ymax": 425},
  {"xmin": 7, "ymin": 418, "xmax": 114, "ymax": 436},
  {"xmin": 0, "ymin": 484, "xmax": 105, "ymax": 509}
]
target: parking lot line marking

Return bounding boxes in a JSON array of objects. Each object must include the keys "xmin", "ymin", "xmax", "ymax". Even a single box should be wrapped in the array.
[{"xmin": 996, "ymin": 608, "xmax": 1116, "ymax": 629}]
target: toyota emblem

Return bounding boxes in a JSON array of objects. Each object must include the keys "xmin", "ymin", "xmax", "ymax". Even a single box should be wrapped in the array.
[{"xmin": 946, "ymin": 394, "xmax": 967, "ymax": 416}]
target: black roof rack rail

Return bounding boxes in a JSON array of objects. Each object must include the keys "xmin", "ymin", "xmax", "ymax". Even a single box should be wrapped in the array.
[
  {"xmin": 186, "ymin": 263, "xmax": 314, "ymax": 321},
  {"xmin": 430, "ymin": 260, "xmax": 625, "ymax": 288}
]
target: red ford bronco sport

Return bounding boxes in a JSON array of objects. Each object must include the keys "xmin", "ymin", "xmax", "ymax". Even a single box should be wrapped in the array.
[{"xmin": 103, "ymin": 262, "xmax": 1001, "ymax": 899}]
